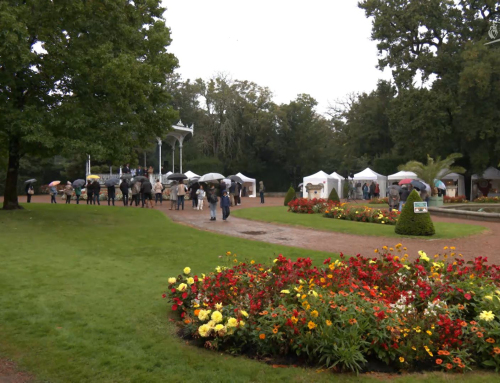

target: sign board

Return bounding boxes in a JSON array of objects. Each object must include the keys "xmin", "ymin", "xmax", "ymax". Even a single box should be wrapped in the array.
[{"xmin": 414, "ymin": 202, "xmax": 428, "ymax": 214}]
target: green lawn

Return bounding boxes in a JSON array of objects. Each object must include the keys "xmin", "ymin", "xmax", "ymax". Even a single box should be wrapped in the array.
[
  {"xmin": 232, "ymin": 206, "xmax": 487, "ymax": 239},
  {"xmin": 0, "ymin": 204, "xmax": 494, "ymax": 383}
]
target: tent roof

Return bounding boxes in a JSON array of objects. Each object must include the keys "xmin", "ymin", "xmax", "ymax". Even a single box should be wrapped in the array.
[
  {"xmin": 330, "ymin": 171, "xmax": 345, "ymax": 180},
  {"xmin": 387, "ymin": 170, "xmax": 417, "ymax": 180},
  {"xmin": 304, "ymin": 170, "xmax": 335, "ymax": 181},
  {"xmin": 353, "ymin": 168, "xmax": 386, "ymax": 180},
  {"xmin": 472, "ymin": 167, "xmax": 500, "ymax": 180},
  {"xmin": 236, "ymin": 172, "xmax": 256, "ymax": 182},
  {"xmin": 184, "ymin": 170, "xmax": 200, "ymax": 179}
]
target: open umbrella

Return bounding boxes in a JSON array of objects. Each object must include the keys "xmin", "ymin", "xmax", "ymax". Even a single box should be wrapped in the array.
[
  {"xmin": 73, "ymin": 179, "xmax": 85, "ymax": 188},
  {"xmin": 228, "ymin": 175, "xmax": 243, "ymax": 184},
  {"xmin": 198, "ymin": 173, "xmax": 225, "ymax": 183},
  {"xmin": 87, "ymin": 175, "xmax": 100, "ymax": 179},
  {"xmin": 398, "ymin": 178, "xmax": 413, "ymax": 185},
  {"xmin": 411, "ymin": 180, "xmax": 426, "ymax": 191},
  {"xmin": 49, "ymin": 180, "xmax": 60, "ymax": 187},
  {"xmin": 434, "ymin": 179, "xmax": 446, "ymax": 190},
  {"xmin": 389, "ymin": 184, "xmax": 401, "ymax": 191},
  {"xmin": 24, "ymin": 178, "xmax": 37, "ymax": 184},
  {"xmin": 188, "ymin": 177, "xmax": 200, "ymax": 186},
  {"xmin": 120, "ymin": 174, "xmax": 133, "ymax": 180},
  {"xmin": 131, "ymin": 176, "xmax": 148, "ymax": 183},
  {"xmin": 105, "ymin": 178, "xmax": 120, "ymax": 187},
  {"xmin": 167, "ymin": 173, "xmax": 188, "ymax": 181}
]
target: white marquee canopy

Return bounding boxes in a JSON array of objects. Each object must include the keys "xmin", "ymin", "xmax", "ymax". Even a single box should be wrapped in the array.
[
  {"xmin": 351, "ymin": 168, "xmax": 387, "ymax": 198},
  {"xmin": 302, "ymin": 170, "xmax": 336, "ymax": 199},
  {"xmin": 330, "ymin": 172, "xmax": 345, "ymax": 199},
  {"xmin": 236, "ymin": 172, "xmax": 256, "ymax": 197}
]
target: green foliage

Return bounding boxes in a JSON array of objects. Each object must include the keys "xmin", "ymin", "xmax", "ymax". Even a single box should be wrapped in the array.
[
  {"xmin": 327, "ymin": 187, "xmax": 340, "ymax": 203},
  {"xmin": 395, "ymin": 190, "xmax": 435, "ymax": 236},
  {"xmin": 284, "ymin": 186, "xmax": 296, "ymax": 206}
]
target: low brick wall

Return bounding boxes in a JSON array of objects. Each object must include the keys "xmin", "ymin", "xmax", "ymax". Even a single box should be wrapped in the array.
[{"xmin": 429, "ymin": 204, "xmax": 500, "ymax": 222}]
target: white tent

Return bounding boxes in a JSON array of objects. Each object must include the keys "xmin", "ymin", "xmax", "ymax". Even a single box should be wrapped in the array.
[
  {"xmin": 437, "ymin": 169, "xmax": 466, "ymax": 197},
  {"xmin": 471, "ymin": 167, "xmax": 500, "ymax": 200},
  {"xmin": 352, "ymin": 168, "xmax": 387, "ymax": 198},
  {"xmin": 236, "ymin": 172, "xmax": 256, "ymax": 197},
  {"xmin": 330, "ymin": 172, "xmax": 345, "ymax": 199},
  {"xmin": 184, "ymin": 170, "xmax": 200, "ymax": 179},
  {"xmin": 387, "ymin": 170, "xmax": 418, "ymax": 181},
  {"xmin": 302, "ymin": 171, "xmax": 336, "ymax": 199}
]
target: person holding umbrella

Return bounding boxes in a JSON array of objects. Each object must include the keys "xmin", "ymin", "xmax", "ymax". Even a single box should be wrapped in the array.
[
  {"xmin": 208, "ymin": 185, "xmax": 218, "ymax": 221},
  {"xmin": 64, "ymin": 181, "xmax": 74, "ymax": 204},
  {"xmin": 74, "ymin": 184, "xmax": 82, "ymax": 204},
  {"xmin": 141, "ymin": 178, "xmax": 153, "ymax": 208},
  {"xmin": 24, "ymin": 179, "xmax": 35, "ymax": 203},
  {"xmin": 92, "ymin": 179, "xmax": 101, "ymax": 205},
  {"xmin": 130, "ymin": 180, "xmax": 141, "ymax": 207},
  {"xmin": 86, "ymin": 180, "xmax": 93, "ymax": 205},
  {"xmin": 169, "ymin": 181, "xmax": 178, "ymax": 210},
  {"xmin": 49, "ymin": 181, "xmax": 59, "ymax": 204},
  {"xmin": 120, "ymin": 179, "xmax": 130, "ymax": 206},
  {"xmin": 107, "ymin": 184, "xmax": 116, "ymax": 206},
  {"xmin": 177, "ymin": 180, "xmax": 187, "ymax": 210},
  {"xmin": 154, "ymin": 179, "xmax": 163, "ymax": 206}
]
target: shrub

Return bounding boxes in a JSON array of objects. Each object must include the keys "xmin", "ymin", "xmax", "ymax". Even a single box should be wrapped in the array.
[
  {"xmin": 327, "ymin": 187, "xmax": 340, "ymax": 203},
  {"xmin": 284, "ymin": 186, "xmax": 296, "ymax": 206},
  {"xmin": 165, "ymin": 247, "xmax": 500, "ymax": 373},
  {"xmin": 444, "ymin": 195, "xmax": 468, "ymax": 203},
  {"xmin": 395, "ymin": 190, "xmax": 435, "ymax": 236}
]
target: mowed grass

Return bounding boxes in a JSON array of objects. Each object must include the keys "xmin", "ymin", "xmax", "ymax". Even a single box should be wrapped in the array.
[
  {"xmin": 0, "ymin": 205, "xmax": 495, "ymax": 383},
  {"xmin": 232, "ymin": 206, "xmax": 487, "ymax": 239}
]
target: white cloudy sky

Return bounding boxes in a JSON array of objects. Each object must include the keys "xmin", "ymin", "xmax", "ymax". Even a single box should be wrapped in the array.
[{"xmin": 162, "ymin": 0, "xmax": 392, "ymax": 114}]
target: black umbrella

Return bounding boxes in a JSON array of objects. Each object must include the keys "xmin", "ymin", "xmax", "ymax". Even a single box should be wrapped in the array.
[
  {"xmin": 389, "ymin": 184, "xmax": 401, "ymax": 191},
  {"xmin": 411, "ymin": 180, "xmax": 426, "ymax": 191},
  {"xmin": 167, "ymin": 173, "xmax": 187, "ymax": 181},
  {"xmin": 24, "ymin": 179, "xmax": 36, "ymax": 184},
  {"xmin": 188, "ymin": 177, "xmax": 200, "ymax": 186},
  {"xmin": 120, "ymin": 174, "xmax": 133, "ymax": 180},
  {"xmin": 105, "ymin": 178, "xmax": 120, "ymax": 187},
  {"xmin": 228, "ymin": 175, "xmax": 243, "ymax": 184},
  {"xmin": 131, "ymin": 176, "xmax": 148, "ymax": 183},
  {"xmin": 73, "ymin": 179, "xmax": 85, "ymax": 188}
]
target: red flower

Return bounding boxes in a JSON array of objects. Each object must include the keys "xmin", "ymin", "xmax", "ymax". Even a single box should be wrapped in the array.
[
  {"xmin": 162, "ymin": 294, "xmax": 166, "ymax": 298},
  {"xmin": 182, "ymin": 292, "xmax": 188, "ymax": 299},
  {"xmin": 172, "ymin": 304, "xmax": 178, "ymax": 311},
  {"xmin": 464, "ymin": 293, "xmax": 472, "ymax": 300}
]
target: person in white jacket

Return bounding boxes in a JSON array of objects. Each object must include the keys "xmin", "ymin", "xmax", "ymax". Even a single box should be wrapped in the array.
[
  {"xmin": 196, "ymin": 185, "xmax": 206, "ymax": 210},
  {"xmin": 154, "ymin": 179, "xmax": 163, "ymax": 206}
]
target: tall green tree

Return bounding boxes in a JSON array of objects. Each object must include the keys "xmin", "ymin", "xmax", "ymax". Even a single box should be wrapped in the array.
[{"xmin": 0, "ymin": 0, "xmax": 178, "ymax": 209}]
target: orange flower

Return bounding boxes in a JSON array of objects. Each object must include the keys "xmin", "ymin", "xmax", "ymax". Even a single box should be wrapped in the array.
[
  {"xmin": 458, "ymin": 304, "xmax": 465, "ymax": 310},
  {"xmin": 326, "ymin": 320, "xmax": 332, "ymax": 326},
  {"xmin": 493, "ymin": 347, "xmax": 500, "ymax": 354},
  {"xmin": 458, "ymin": 363, "xmax": 465, "ymax": 368},
  {"xmin": 460, "ymin": 321, "xmax": 467, "ymax": 327},
  {"xmin": 272, "ymin": 313, "xmax": 278, "ymax": 318},
  {"xmin": 259, "ymin": 333, "xmax": 266, "ymax": 340},
  {"xmin": 453, "ymin": 357, "xmax": 461, "ymax": 364},
  {"xmin": 349, "ymin": 318, "xmax": 357, "ymax": 325},
  {"xmin": 438, "ymin": 350, "xmax": 445, "ymax": 355},
  {"xmin": 470, "ymin": 321, "xmax": 477, "ymax": 325},
  {"xmin": 477, "ymin": 332, "xmax": 484, "ymax": 338},
  {"xmin": 330, "ymin": 304, "xmax": 338, "ymax": 309},
  {"xmin": 259, "ymin": 310, "xmax": 268, "ymax": 316},
  {"xmin": 308, "ymin": 321, "xmax": 317, "ymax": 330},
  {"xmin": 486, "ymin": 338, "xmax": 495, "ymax": 343},
  {"xmin": 184, "ymin": 319, "xmax": 191, "ymax": 324},
  {"xmin": 373, "ymin": 306, "xmax": 380, "ymax": 311},
  {"xmin": 273, "ymin": 327, "xmax": 279, "ymax": 334},
  {"xmin": 339, "ymin": 291, "xmax": 348, "ymax": 297},
  {"xmin": 471, "ymin": 327, "xmax": 478, "ymax": 332},
  {"xmin": 194, "ymin": 309, "xmax": 200, "ymax": 316},
  {"xmin": 446, "ymin": 363, "xmax": 453, "ymax": 370},
  {"xmin": 441, "ymin": 350, "xmax": 450, "ymax": 356},
  {"xmin": 339, "ymin": 306, "xmax": 348, "ymax": 312},
  {"xmin": 436, "ymin": 359, "xmax": 443, "ymax": 365}
]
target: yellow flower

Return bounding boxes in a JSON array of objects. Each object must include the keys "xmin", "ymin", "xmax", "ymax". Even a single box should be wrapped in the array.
[
  {"xmin": 399, "ymin": 357, "xmax": 405, "ymax": 363},
  {"xmin": 215, "ymin": 266, "xmax": 221, "ymax": 273},
  {"xmin": 326, "ymin": 320, "xmax": 332, "ymax": 326},
  {"xmin": 383, "ymin": 246, "xmax": 388, "ymax": 250},
  {"xmin": 240, "ymin": 310, "xmax": 249, "ymax": 318},
  {"xmin": 426, "ymin": 330, "xmax": 432, "ymax": 336},
  {"xmin": 250, "ymin": 260, "xmax": 255, "ymax": 264},
  {"xmin": 412, "ymin": 346, "xmax": 416, "ymax": 350},
  {"xmin": 168, "ymin": 277, "xmax": 176, "ymax": 284},
  {"xmin": 479, "ymin": 311, "xmax": 495, "ymax": 322},
  {"xmin": 308, "ymin": 290, "xmax": 318, "ymax": 297},
  {"xmin": 226, "ymin": 318, "xmax": 238, "ymax": 328},
  {"xmin": 310, "ymin": 310, "xmax": 319, "ymax": 318},
  {"xmin": 450, "ymin": 246, "xmax": 456, "ymax": 250},
  {"xmin": 226, "ymin": 251, "xmax": 231, "ymax": 256},
  {"xmin": 485, "ymin": 295, "xmax": 493, "ymax": 301},
  {"xmin": 280, "ymin": 290, "xmax": 290, "ymax": 294},
  {"xmin": 198, "ymin": 309, "xmax": 211, "ymax": 321},
  {"xmin": 374, "ymin": 249, "xmax": 379, "ymax": 253},
  {"xmin": 443, "ymin": 246, "xmax": 448, "ymax": 250},
  {"xmin": 369, "ymin": 260, "xmax": 376, "ymax": 264},
  {"xmin": 215, "ymin": 302, "xmax": 223, "ymax": 310},
  {"xmin": 418, "ymin": 251, "xmax": 430, "ymax": 262},
  {"xmin": 183, "ymin": 267, "xmax": 191, "ymax": 275},
  {"xmin": 308, "ymin": 321, "xmax": 317, "ymax": 330},
  {"xmin": 198, "ymin": 324, "xmax": 211, "ymax": 337},
  {"xmin": 186, "ymin": 277, "xmax": 194, "ymax": 285},
  {"xmin": 211, "ymin": 311, "xmax": 223, "ymax": 323},
  {"xmin": 177, "ymin": 283, "xmax": 187, "ymax": 291},
  {"xmin": 214, "ymin": 324, "xmax": 225, "ymax": 332}
]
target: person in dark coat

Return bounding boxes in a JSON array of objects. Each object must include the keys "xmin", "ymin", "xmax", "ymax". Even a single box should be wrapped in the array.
[
  {"xmin": 189, "ymin": 185, "xmax": 198, "ymax": 209},
  {"xmin": 25, "ymin": 183, "xmax": 34, "ymax": 203},
  {"xmin": 136, "ymin": 165, "xmax": 144, "ymax": 176},
  {"xmin": 220, "ymin": 190, "xmax": 231, "ymax": 221},
  {"xmin": 220, "ymin": 180, "xmax": 227, "ymax": 197},
  {"xmin": 107, "ymin": 185, "xmax": 116, "ymax": 206},
  {"xmin": 123, "ymin": 164, "xmax": 131, "ymax": 174},
  {"xmin": 369, "ymin": 182, "xmax": 376, "ymax": 200},
  {"xmin": 141, "ymin": 179, "xmax": 153, "ymax": 208},
  {"xmin": 92, "ymin": 180, "xmax": 101, "ymax": 205},
  {"xmin": 120, "ymin": 180, "xmax": 130, "ymax": 206},
  {"xmin": 86, "ymin": 180, "xmax": 93, "ymax": 205}
]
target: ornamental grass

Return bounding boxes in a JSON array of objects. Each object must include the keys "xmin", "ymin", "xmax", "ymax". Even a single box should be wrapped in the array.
[{"xmin": 165, "ymin": 247, "xmax": 500, "ymax": 373}]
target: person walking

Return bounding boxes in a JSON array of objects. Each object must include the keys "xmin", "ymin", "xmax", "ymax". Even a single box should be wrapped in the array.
[
  {"xmin": 388, "ymin": 187, "xmax": 400, "ymax": 211},
  {"xmin": 236, "ymin": 182, "xmax": 242, "ymax": 205},
  {"xmin": 154, "ymin": 179, "xmax": 163, "ymax": 206},
  {"xmin": 141, "ymin": 178, "xmax": 153, "ymax": 208},
  {"xmin": 208, "ymin": 186, "xmax": 218, "ymax": 221},
  {"xmin": 369, "ymin": 182, "xmax": 376, "ymax": 200},
  {"xmin": 120, "ymin": 180, "xmax": 129, "ymax": 206},
  {"xmin": 74, "ymin": 185, "xmax": 82, "ymax": 204},
  {"xmin": 229, "ymin": 182, "xmax": 236, "ymax": 206},
  {"xmin": 220, "ymin": 190, "xmax": 231, "ymax": 221},
  {"xmin": 64, "ymin": 181, "xmax": 73, "ymax": 204},
  {"xmin": 220, "ymin": 180, "xmax": 227, "ymax": 197},
  {"xmin": 259, "ymin": 181, "xmax": 265, "ymax": 204},
  {"xmin": 189, "ymin": 185, "xmax": 198, "ymax": 209},
  {"xmin": 86, "ymin": 180, "xmax": 93, "ymax": 205},
  {"xmin": 130, "ymin": 181, "xmax": 141, "ymax": 206},
  {"xmin": 25, "ymin": 183, "xmax": 34, "ymax": 203},
  {"xmin": 399, "ymin": 185, "xmax": 410, "ymax": 211},
  {"xmin": 177, "ymin": 180, "xmax": 187, "ymax": 210},
  {"xmin": 196, "ymin": 185, "xmax": 205, "ymax": 210},
  {"xmin": 92, "ymin": 179, "xmax": 101, "ymax": 205},
  {"xmin": 107, "ymin": 185, "xmax": 116, "ymax": 206},
  {"xmin": 374, "ymin": 183, "xmax": 380, "ymax": 198},
  {"xmin": 50, "ymin": 184, "xmax": 58, "ymax": 204},
  {"xmin": 169, "ymin": 182, "xmax": 178, "ymax": 210}
]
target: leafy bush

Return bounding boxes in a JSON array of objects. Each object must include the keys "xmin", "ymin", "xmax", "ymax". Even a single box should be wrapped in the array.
[
  {"xmin": 395, "ymin": 190, "xmax": 435, "ymax": 236},
  {"xmin": 474, "ymin": 196, "xmax": 500, "ymax": 203},
  {"xmin": 324, "ymin": 205, "xmax": 400, "ymax": 225},
  {"xmin": 444, "ymin": 195, "xmax": 468, "ymax": 203},
  {"xmin": 284, "ymin": 186, "xmax": 296, "ymax": 206},
  {"xmin": 327, "ymin": 187, "xmax": 340, "ymax": 203},
  {"xmin": 165, "ymin": 247, "xmax": 500, "ymax": 373}
]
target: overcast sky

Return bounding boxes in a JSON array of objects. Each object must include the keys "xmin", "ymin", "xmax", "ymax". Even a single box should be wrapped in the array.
[{"xmin": 162, "ymin": 0, "xmax": 392, "ymax": 114}]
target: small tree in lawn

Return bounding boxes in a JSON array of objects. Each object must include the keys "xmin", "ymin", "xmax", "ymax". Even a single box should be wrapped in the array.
[
  {"xmin": 284, "ymin": 186, "xmax": 296, "ymax": 206},
  {"xmin": 398, "ymin": 154, "xmax": 465, "ymax": 196},
  {"xmin": 395, "ymin": 190, "xmax": 435, "ymax": 236},
  {"xmin": 328, "ymin": 187, "xmax": 340, "ymax": 203}
]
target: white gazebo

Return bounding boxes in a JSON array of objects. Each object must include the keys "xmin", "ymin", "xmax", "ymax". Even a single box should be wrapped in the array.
[
  {"xmin": 302, "ymin": 171, "xmax": 336, "ymax": 199},
  {"xmin": 351, "ymin": 168, "xmax": 387, "ymax": 198},
  {"xmin": 236, "ymin": 172, "xmax": 256, "ymax": 197},
  {"xmin": 387, "ymin": 170, "xmax": 418, "ymax": 183},
  {"xmin": 471, "ymin": 167, "xmax": 500, "ymax": 200},
  {"xmin": 330, "ymin": 172, "xmax": 345, "ymax": 199},
  {"xmin": 184, "ymin": 170, "xmax": 200, "ymax": 180},
  {"xmin": 164, "ymin": 121, "xmax": 194, "ymax": 175}
]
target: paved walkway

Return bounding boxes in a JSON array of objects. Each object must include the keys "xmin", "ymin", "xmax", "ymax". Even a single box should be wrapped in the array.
[{"xmin": 6, "ymin": 195, "xmax": 500, "ymax": 262}]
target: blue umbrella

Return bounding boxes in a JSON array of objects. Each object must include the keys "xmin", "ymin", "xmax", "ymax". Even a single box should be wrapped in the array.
[{"xmin": 434, "ymin": 179, "xmax": 446, "ymax": 190}]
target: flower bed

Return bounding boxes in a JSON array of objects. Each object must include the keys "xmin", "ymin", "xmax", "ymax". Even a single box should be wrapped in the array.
[
  {"xmin": 444, "ymin": 196, "xmax": 468, "ymax": 203},
  {"xmin": 474, "ymin": 196, "xmax": 500, "ymax": 203},
  {"xmin": 324, "ymin": 205, "xmax": 400, "ymax": 225},
  {"xmin": 369, "ymin": 197, "xmax": 388, "ymax": 204},
  {"xmin": 288, "ymin": 198, "xmax": 337, "ymax": 214},
  {"xmin": 165, "ymin": 248, "xmax": 500, "ymax": 373}
]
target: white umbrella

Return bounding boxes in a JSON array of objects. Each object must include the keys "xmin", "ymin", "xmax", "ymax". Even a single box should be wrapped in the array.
[{"xmin": 198, "ymin": 173, "xmax": 225, "ymax": 183}]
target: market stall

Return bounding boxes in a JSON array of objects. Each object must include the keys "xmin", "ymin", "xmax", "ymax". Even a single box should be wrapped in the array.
[
  {"xmin": 236, "ymin": 172, "xmax": 256, "ymax": 197},
  {"xmin": 351, "ymin": 168, "xmax": 387, "ymax": 199},
  {"xmin": 330, "ymin": 172, "xmax": 345, "ymax": 199},
  {"xmin": 302, "ymin": 171, "xmax": 336, "ymax": 199},
  {"xmin": 471, "ymin": 167, "xmax": 500, "ymax": 200}
]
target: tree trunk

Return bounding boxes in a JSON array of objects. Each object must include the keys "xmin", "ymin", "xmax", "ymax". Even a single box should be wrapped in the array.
[{"xmin": 3, "ymin": 136, "xmax": 22, "ymax": 210}]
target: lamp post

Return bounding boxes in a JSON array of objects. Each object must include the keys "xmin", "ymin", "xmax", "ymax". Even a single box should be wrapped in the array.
[{"xmin": 157, "ymin": 138, "xmax": 162, "ymax": 176}]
